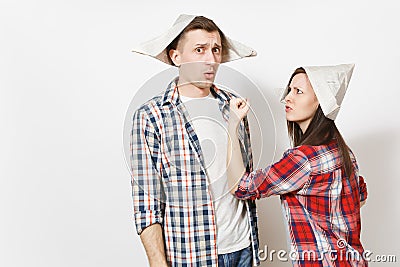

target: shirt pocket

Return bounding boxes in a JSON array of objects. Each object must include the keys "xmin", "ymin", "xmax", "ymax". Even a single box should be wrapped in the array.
[{"xmin": 161, "ymin": 127, "xmax": 205, "ymax": 187}]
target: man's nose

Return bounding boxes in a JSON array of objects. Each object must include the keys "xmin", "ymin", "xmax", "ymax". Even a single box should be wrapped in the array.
[{"xmin": 204, "ymin": 49, "xmax": 217, "ymax": 64}]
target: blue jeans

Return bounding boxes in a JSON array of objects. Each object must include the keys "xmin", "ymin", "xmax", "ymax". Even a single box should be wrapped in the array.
[{"xmin": 218, "ymin": 246, "xmax": 253, "ymax": 267}]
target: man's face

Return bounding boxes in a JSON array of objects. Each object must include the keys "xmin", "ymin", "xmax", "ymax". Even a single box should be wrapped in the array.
[{"xmin": 169, "ymin": 29, "xmax": 222, "ymax": 89}]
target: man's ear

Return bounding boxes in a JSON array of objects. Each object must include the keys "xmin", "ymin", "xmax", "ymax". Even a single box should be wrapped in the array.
[{"xmin": 169, "ymin": 49, "xmax": 181, "ymax": 67}]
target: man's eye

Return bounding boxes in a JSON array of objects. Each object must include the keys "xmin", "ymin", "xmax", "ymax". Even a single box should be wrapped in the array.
[
  {"xmin": 297, "ymin": 89, "xmax": 303, "ymax": 94},
  {"xmin": 213, "ymin": 47, "xmax": 220, "ymax": 53},
  {"xmin": 196, "ymin": 48, "xmax": 204, "ymax": 53}
]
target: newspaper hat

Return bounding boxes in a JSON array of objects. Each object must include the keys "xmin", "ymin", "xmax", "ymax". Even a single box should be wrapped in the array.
[
  {"xmin": 132, "ymin": 14, "xmax": 257, "ymax": 65},
  {"xmin": 280, "ymin": 63, "xmax": 355, "ymax": 120}
]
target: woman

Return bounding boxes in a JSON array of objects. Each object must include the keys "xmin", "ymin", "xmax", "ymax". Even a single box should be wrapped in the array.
[{"xmin": 227, "ymin": 64, "xmax": 368, "ymax": 267}]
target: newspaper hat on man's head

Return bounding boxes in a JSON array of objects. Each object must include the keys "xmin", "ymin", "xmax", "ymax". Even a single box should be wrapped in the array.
[
  {"xmin": 280, "ymin": 63, "xmax": 355, "ymax": 120},
  {"xmin": 132, "ymin": 14, "xmax": 257, "ymax": 65}
]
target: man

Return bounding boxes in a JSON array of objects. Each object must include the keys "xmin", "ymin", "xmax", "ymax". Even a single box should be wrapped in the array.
[{"xmin": 130, "ymin": 14, "xmax": 259, "ymax": 266}]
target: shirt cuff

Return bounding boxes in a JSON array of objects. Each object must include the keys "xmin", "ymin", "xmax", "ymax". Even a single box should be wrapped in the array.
[{"xmin": 134, "ymin": 210, "xmax": 164, "ymax": 235}]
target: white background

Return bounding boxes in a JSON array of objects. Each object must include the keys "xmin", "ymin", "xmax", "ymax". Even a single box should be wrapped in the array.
[{"xmin": 1, "ymin": 0, "xmax": 399, "ymax": 266}]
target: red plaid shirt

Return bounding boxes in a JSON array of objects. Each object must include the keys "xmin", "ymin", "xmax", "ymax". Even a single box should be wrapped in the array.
[{"xmin": 236, "ymin": 139, "xmax": 368, "ymax": 267}]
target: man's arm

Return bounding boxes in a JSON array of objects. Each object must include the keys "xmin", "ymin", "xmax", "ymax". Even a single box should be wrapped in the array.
[
  {"xmin": 140, "ymin": 224, "xmax": 168, "ymax": 267},
  {"xmin": 131, "ymin": 109, "xmax": 167, "ymax": 266}
]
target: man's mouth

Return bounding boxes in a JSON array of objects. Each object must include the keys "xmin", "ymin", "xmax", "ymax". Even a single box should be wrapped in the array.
[{"xmin": 204, "ymin": 71, "xmax": 215, "ymax": 79}]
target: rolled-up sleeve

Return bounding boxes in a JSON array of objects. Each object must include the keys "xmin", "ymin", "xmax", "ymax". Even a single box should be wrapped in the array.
[
  {"xmin": 235, "ymin": 148, "xmax": 311, "ymax": 200},
  {"xmin": 359, "ymin": 175, "xmax": 368, "ymax": 202},
  {"xmin": 131, "ymin": 109, "xmax": 165, "ymax": 235}
]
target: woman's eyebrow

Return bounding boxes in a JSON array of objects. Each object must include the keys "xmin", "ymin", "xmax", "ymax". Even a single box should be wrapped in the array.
[{"xmin": 292, "ymin": 86, "xmax": 304, "ymax": 90}]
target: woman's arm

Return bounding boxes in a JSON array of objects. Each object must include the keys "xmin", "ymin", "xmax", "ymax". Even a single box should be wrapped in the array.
[
  {"xmin": 227, "ymin": 98, "xmax": 311, "ymax": 200},
  {"xmin": 234, "ymin": 150, "xmax": 311, "ymax": 200},
  {"xmin": 359, "ymin": 175, "xmax": 367, "ymax": 207},
  {"xmin": 226, "ymin": 98, "xmax": 249, "ymax": 194}
]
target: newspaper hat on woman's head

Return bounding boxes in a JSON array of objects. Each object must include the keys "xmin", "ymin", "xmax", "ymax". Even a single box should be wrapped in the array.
[
  {"xmin": 280, "ymin": 63, "xmax": 355, "ymax": 120},
  {"xmin": 132, "ymin": 14, "xmax": 257, "ymax": 65}
]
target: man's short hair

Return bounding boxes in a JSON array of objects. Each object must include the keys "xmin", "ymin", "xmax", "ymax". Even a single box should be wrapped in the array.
[{"xmin": 166, "ymin": 16, "xmax": 228, "ymax": 65}]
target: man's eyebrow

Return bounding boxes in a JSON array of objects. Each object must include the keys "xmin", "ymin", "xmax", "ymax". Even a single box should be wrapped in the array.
[{"xmin": 194, "ymin": 43, "xmax": 222, "ymax": 47}]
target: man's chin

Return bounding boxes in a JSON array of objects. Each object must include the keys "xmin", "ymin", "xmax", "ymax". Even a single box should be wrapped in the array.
[{"xmin": 191, "ymin": 80, "xmax": 213, "ymax": 89}]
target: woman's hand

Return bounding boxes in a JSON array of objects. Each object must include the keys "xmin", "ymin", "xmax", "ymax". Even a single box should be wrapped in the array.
[{"xmin": 228, "ymin": 97, "xmax": 250, "ymax": 130}]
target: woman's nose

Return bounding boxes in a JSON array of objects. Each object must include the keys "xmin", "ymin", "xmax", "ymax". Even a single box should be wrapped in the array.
[{"xmin": 285, "ymin": 90, "xmax": 293, "ymax": 102}]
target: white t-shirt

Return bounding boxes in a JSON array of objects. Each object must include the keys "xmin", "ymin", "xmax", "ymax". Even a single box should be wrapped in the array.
[{"xmin": 180, "ymin": 93, "xmax": 251, "ymax": 254}]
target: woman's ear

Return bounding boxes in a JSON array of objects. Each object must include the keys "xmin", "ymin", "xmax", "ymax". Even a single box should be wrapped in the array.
[{"xmin": 169, "ymin": 49, "xmax": 181, "ymax": 67}]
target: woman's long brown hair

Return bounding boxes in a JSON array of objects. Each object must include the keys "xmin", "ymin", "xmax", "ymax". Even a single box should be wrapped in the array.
[{"xmin": 286, "ymin": 68, "xmax": 353, "ymax": 176}]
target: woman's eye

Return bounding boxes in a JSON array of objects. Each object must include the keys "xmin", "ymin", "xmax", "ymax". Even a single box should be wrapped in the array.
[{"xmin": 297, "ymin": 89, "xmax": 303, "ymax": 94}]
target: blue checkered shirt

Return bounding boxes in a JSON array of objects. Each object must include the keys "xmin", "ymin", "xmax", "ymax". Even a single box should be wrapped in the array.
[{"xmin": 130, "ymin": 78, "xmax": 260, "ymax": 266}]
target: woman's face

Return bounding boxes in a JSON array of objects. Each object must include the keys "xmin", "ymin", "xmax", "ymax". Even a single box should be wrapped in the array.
[{"xmin": 285, "ymin": 73, "xmax": 319, "ymax": 133}]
